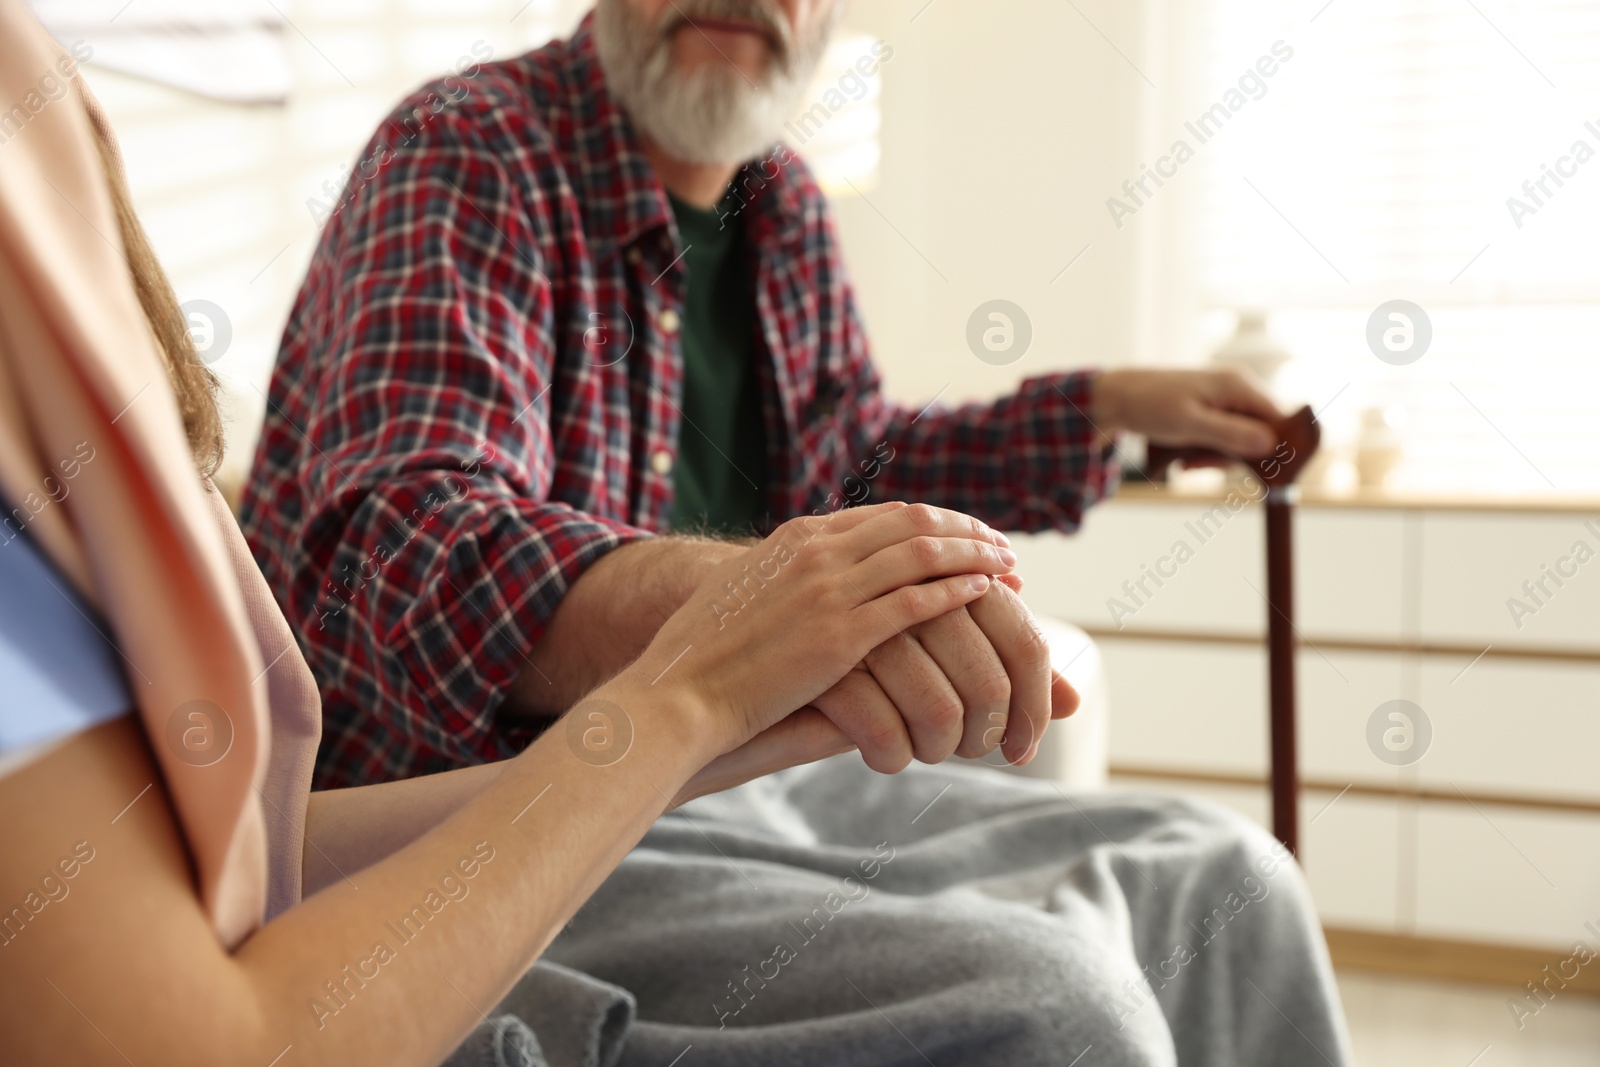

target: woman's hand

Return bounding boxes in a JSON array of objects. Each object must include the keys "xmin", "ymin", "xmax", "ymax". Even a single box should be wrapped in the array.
[
  {"xmin": 667, "ymin": 707, "xmax": 853, "ymax": 808},
  {"xmin": 620, "ymin": 501, "xmax": 1014, "ymax": 765}
]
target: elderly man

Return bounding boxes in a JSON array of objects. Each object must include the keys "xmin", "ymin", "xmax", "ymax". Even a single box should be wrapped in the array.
[{"xmin": 241, "ymin": 2, "xmax": 1351, "ymax": 1064}]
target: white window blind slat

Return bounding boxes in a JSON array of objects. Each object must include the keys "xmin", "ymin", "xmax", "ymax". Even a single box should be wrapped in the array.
[{"xmin": 67, "ymin": 0, "xmax": 585, "ymax": 489}]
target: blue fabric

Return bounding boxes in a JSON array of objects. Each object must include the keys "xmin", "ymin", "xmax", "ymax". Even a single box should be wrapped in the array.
[{"xmin": 0, "ymin": 522, "xmax": 130, "ymax": 758}]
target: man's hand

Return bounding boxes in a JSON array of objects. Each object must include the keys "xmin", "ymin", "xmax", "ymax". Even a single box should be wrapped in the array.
[
  {"xmin": 508, "ymin": 517, "xmax": 1075, "ymax": 780},
  {"xmin": 810, "ymin": 581, "xmax": 1079, "ymax": 771},
  {"xmin": 1091, "ymin": 367, "xmax": 1283, "ymax": 459}
]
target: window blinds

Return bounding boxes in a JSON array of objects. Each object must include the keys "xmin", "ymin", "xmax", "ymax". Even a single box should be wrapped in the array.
[{"xmin": 61, "ymin": 0, "xmax": 580, "ymax": 487}]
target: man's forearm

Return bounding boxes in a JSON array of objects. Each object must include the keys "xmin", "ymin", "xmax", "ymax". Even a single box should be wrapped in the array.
[
  {"xmin": 503, "ymin": 535, "xmax": 747, "ymax": 717},
  {"xmin": 868, "ymin": 371, "xmax": 1116, "ymax": 533}
]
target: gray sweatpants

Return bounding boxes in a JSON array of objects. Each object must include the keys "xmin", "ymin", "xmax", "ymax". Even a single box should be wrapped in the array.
[{"xmin": 446, "ymin": 755, "xmax": 1352, "ymax": 1067}]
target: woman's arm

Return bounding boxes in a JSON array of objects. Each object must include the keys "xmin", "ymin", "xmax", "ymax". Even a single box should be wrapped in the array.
[
  {"xmin": 0, "ymin": 503, "xmax": 1011, "ymax": 1067},
  {"xmin": 303, "ymin": 702, "xmax": 856, "ymax": 897},
  {"xmin": 301, "ymin": 762, "xmax": 509, "ymax": 896},
  {"xmin": 0, "ymin": 680, "xmax": 704, "ymax": 1067}
]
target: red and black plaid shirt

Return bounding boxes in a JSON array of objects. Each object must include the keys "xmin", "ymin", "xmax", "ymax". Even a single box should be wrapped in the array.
[{"xmin": 239, "ymin": 16, "xmax": 1117, "ymax": 789}]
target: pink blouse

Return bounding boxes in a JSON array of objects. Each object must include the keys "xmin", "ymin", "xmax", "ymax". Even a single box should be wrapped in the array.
[{"xmin": 0, "ymin": 0, "xmax": 321, "ymax": 945}]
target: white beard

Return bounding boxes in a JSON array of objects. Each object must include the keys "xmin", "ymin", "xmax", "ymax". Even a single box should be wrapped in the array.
[{"xmin": 593, "ymin": 0, "xmax": 840, "ymax": 165}]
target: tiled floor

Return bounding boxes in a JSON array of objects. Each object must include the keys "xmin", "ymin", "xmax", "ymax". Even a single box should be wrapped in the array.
[{"xmin": 1338, "ymin": 970, "xmax": 1600, "ymax": 1066}]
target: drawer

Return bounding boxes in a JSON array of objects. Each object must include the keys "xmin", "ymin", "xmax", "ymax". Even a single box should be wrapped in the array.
[
  {"xmin": 1419, "ymin": 512, "xmax": 1600, "ymax": 651},
  {"xmin": 1414, "ymin": 802, "xmax": 1600, "ymax": 951},
  {"xmin": 1298, "ymin": 649, "xmax": 1409, "ymax": 786},
  {"xmin": 1015, "ymin": 500, "xmax": 1263, "ymax": 636},
  {"xmin": 1302, "ymin": 792, "xmax": 1405, "ymax": 931},
  {"xmin": 1100, "ymin": 638, "xmax": 1267, "ymax": 774},
  {"xmin": 1098, "ymin": 637, "xmax": 1409, "ymax": 788},
  {"xmin": 1022, "ymin": 501, "xmax": 1412, "ymax": 642},
  {"xmin": 1416, "ymin": 657, "xmax": 1600, "ymax": 803},
  {"xmin": 1298, "ymin": 510, "xmax": 1407, "ymax": 641}
]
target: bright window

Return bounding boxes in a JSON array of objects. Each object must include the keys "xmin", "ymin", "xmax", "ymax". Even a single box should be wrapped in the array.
[{"xmin": 1148, "ymin": 0, "xmax": 1600, "ymax": 496}]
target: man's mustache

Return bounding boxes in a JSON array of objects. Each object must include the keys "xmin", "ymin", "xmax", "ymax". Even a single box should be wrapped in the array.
[{"xmin": 656, "ymin": 0, "xmax": 794, "ymax": 69}]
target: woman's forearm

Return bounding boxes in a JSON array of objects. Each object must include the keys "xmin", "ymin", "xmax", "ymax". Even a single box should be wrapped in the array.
[
  {"xmin": 301, "ymin": 761, "xmax": 510, "ymax": 896},
  {"xmin": 244, "ymin": 675, "xmax": 710, "ymax": 1065},
  {"xmin": 0, "ymin": 674, "xmax": 713, "ymax": 1067},
  {"xmin": 0, "ymin": 503, "xmax": 1008, "ymax": 1067}
]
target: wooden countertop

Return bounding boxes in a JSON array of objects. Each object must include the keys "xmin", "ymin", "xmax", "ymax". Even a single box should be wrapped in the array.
[{"xmin": 1113, "ymin": 480, "xmax": 1600, "ymax": 515}]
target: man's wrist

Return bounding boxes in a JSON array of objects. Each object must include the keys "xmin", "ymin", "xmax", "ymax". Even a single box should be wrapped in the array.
[
  {"xmin": 509, "ymin": 535, "xmax": 746, "ymax": 718},
  {"xmin": 678, "ymin": 537, "xmax": 749, "ymax": 584},
  {"xmin": 637, "ymin": 536, "xmax": 748, "ymax": 631}
]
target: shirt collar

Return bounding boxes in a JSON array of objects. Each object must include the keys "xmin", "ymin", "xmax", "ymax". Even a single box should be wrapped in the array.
[{"xmin": 561, "ymin": 14, "xmax": 808, "ymax": 258}]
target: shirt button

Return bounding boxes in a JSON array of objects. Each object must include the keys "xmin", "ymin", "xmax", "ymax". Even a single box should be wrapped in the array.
[
  {"xmin": 626, "ymin": 247, "xmax": 642, "ymax": 265},
  {"xmin": 650, "ymin": 449, "xmax": 674, "ymax": 476},
  {"xmin": 658, "ymin": 308, "xmax": 681, "ymax": 335}
]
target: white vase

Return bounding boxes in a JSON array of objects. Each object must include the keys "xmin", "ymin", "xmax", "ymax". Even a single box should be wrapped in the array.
[
  {"xmin": 1356, "ymin": 405, "xmax": 1407, "ymax": 489},
  {"xmin": 1211, "ymin": 309, "xmax": 1291, "ymax": 389}
]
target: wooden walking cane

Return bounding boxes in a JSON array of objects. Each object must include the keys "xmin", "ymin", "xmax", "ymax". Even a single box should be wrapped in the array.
[{"xmin": 1147, "ymin": 406, "xmax": 1321, "ymax": 855}]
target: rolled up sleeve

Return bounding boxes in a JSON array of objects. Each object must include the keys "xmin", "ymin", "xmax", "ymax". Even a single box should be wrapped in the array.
[{"xmin": 261, "ymin": 108, "xmax": 648, "ymax": 776}]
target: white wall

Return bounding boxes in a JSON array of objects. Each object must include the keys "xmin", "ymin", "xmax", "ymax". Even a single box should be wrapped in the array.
[{"xmin": 829, "ymin": 0, "xmax": 1150, "ymax": 409}]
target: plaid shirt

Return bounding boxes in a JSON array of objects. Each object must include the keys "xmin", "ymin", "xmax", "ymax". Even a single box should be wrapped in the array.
[{"xmin": 239, "ymin": 17, "xmax": 1117, "ymax": 790}]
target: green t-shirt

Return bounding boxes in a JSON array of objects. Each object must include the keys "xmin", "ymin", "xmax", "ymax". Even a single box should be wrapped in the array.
[{"xmin": 666, "ymin": 192, "xmax": 769, "ymax": 536}]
